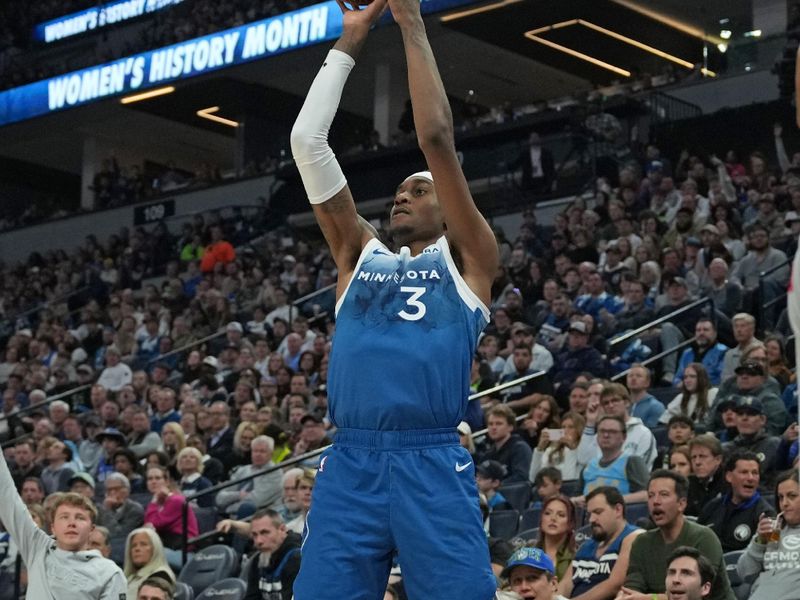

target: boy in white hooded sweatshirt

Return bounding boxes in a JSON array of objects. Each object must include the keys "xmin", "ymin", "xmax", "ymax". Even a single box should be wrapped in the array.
[{"xmin": 0, "ymin": 448, "xmax": 126, "ymax": 599}]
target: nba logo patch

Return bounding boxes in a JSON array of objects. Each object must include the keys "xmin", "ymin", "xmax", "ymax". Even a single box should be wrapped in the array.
[{"xmin": 319, "ymin": 456, "xmax": 328, "ymax": 472}]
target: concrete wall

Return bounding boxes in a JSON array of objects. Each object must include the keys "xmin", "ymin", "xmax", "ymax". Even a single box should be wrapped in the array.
[
  {"xmin": 0, "ymin": 175, "xmax": 274, "ymax": 263},
  {"xmin": 667, "ymin": 69, "xmax": 779, "ymax": 115}
]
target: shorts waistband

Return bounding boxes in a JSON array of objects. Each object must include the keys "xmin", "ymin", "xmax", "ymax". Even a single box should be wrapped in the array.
[{"xmin": 333, "ymin": 427, "xmax": 459, "ymax": 450}]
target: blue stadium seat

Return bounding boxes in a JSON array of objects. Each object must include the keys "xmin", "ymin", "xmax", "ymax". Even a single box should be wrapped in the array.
[
  {"xmin": 109, "ymin": 534, "xmax": 127, "ymax": 567},
  {"xmin": 489, "ymin": 509, "xmax": 520, "ymax": 540},
  {"xmin": 195, "ymin": 578, "xmax": 246, "ymax": 600},
  {"xmin": 175, "ymin": 581, "xmax": 195, "ymax": 600},
  {"xmin": 192, "ymin": 505, "xmax": 219, "ymax": 534},
  {"xmin": 560, "ymin": 479, "xmax": 581, "ymax": 497},
  {"xmin": 511, "ymin": 528, "xmax": 539, "ymax": 547},
  {"xmin": 177, "ymin": 544, "xmax": 239, "ymax": 597},
  {"xmin": 498, "ymin": 482, "xmax": 533, "ymax": 512},
  {"xmin": 625, "ymin": 502, "xmax": 650, "ymax": 526},
  {"xmin": 520, "ymin": 507, "xmax": 542, "ymax": 532}
]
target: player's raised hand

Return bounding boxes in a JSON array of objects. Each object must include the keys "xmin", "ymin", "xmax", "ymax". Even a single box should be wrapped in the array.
[{"xmin": 336, "ymin": 0, "xmax": 389, "ymax": 32}]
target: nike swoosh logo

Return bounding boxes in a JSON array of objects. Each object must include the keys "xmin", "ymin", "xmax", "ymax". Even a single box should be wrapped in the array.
[
  {"xmin": 372, "ymin": 249, "xmax": 392, "ymax": 256},
  {"xmin": 455, "ymin": 461, "xmax": 472, "ymax": 472}
]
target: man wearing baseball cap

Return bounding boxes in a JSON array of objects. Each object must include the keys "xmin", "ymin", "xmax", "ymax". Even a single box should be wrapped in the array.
[
  {"xmin": 723, "ymin": 394, "xmax": 781, "ymax": 487},
  {"xmin": 502, "ymin": 546, "xmax": 568, "ymax": 600}
]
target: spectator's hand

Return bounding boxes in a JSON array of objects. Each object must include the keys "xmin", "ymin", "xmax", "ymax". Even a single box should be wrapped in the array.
[
  {"xmin": 571, "ymin": 495, "xmax": 586, "ymax": 508},
  {"xmin": 536, "ymin": 428, "xmax": 550, "ymax": 451},
  {"xmin": 216, "ymin": 519, "xmax": 234, "ymax": 534},
  {"xmin": 774, "ymin": 123, "xmax": 783, "ymax": 137},
  {"xmin": 585, "ymin": 398, "xmax": 600, "ymax": 426},
  {"xmin": 783, "ymin": 422, "xmax": 798, "ymax": 442},
  {"xmin": 154, "ymin": 485, "xmax": 170, "ymax": 503},
  {"xmin": 523, "ymin": 415, "xmax": 539, "ymax": 436},
  {"xmin": 756, "ymin": 512, "xmax": 777, "ymax": 544},
  {"xmin": 615, "ymin": 588, "xmax": 651, "ymax": 600},
  {"xmin": 709, "ymin": 154, "xmax": 723, "ymax": 167},
  {"xmin": 294, "ymin": 439, "xmax": 309, "ymax": 455}
]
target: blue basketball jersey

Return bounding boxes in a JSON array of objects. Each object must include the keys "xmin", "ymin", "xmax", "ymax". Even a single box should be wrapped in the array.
[{"xmin": 327, "ymin": 236, "xmax": 490, "ymax": 430}]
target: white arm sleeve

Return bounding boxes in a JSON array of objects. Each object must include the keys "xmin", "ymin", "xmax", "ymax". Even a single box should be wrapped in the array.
[{"xmin": 290, "ymin": 49, "xmax": 354, "ymax": 204}]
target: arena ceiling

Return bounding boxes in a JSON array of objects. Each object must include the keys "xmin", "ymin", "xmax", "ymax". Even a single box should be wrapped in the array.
[{"xmin": 0, "ymin": 0, "xmax": 752, "ymax": 176}]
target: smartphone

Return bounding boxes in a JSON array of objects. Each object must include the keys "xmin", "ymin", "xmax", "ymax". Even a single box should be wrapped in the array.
[{"xmin": 546, "ymin": 428, "xmax": 564, "ymax": 441}]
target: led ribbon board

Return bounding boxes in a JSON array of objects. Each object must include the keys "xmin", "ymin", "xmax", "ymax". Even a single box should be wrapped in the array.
[
  {"xmin": 34, "ymin": 0, "xmax": 185, "ymax": 44},
  {"xmin": 1, "ymin": 0, "xmax": 475, "ymax": 128}
]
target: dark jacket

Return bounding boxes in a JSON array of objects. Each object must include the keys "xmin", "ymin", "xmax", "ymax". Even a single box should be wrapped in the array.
[
  {"xmin": 724, "ymin": 432, "xmax": 782, "ymax": 488},
  {"xmin": 551, "ymin": 345, "xmax": 607, "ymax": 388},
  {"xmin": 479, "ymin": 433, "xmax": 533, "ymax": 484},
  {"xmin": 698, "ymin": 492, "xmax": 776, "ymax": 552},
  {"xmin": 244, "ymin": 531, "xmax": 302, "ymax": 600},
  {"xmin": 687, "ymin": 469, "xmax": 729, "ymax": 517}
]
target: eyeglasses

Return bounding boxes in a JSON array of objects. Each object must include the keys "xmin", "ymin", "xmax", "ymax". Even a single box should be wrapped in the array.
[{"xmin": 597, "ymin": 429, "xmax": 624, "ymax": 436}]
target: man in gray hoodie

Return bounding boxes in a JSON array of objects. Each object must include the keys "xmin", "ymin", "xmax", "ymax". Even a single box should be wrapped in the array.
[
  {"xmin": 0, "ymin": 448, "xmax": 126, "ymax": 599},
  {"xmin": 737, "ymin": 470, "xmax": 800, "ymax": 600}
]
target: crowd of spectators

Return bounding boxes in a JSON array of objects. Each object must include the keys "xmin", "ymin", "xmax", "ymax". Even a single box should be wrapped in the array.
[{"xmin": 0, "ymin": 109, "xmax": 799, "ymax": 598}]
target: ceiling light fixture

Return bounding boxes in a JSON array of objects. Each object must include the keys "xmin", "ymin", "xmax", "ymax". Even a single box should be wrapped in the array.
[
  {"xmin": 196, "ymin": 106, "xmax": 238, "ymax": 128},
  {"xmin": 524, "ymin": 19, "xmax": 716, "ymax": 78},
  {"xmin": 120, "ymin": 86, "xmax": 175, "ymax": 104},
  {"xmin": 720, "ymin": 29, "xmax": 732, "ymax": 40},
  {"xmin": 609, "ymin": 0, "xmax": 723, "ymax": 44}
]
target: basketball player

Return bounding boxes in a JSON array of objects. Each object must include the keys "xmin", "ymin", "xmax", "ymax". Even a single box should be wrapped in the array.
[{"xmin": 290, "ymin": 0, "xmax": 498, "ymax": 598}]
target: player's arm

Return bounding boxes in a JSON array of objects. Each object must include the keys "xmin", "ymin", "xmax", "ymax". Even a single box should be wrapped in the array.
[
  {"xmin": 390, "ymin": 0, "xmax": 498, "ymax": 306},
  {"xmin": 795, "ymin": 45, "xmax": 800, "ymax": 129},
  {"xmin": 290, "ymin": 1, "xmax": 388, "ymax": 282}
]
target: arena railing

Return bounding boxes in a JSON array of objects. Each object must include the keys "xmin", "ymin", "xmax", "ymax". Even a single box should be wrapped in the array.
[
  {"xmin": 757, "ymin": 249, "xmax": 796, "ymax": 330},
  {"xmin": 287, "ymin": 283, "xmax": 336, "ymax": 327},
  {"xmin": 0, "ymin": 383, "xmax": 93, "ymax": 445},
  {"xmin": 178, "ymin": 370, "xmax": 547, "ymax": 563},
  {"xmin": 144, "ymin": 328, "xmax": 227, "ymax": 369},
  {"xmin": 610, "ymin": 336, "xmax": 698, "ymax": 383},
  {"xmin": 607, "ymin": 297, "xmax": 714, "ymax": 350}
]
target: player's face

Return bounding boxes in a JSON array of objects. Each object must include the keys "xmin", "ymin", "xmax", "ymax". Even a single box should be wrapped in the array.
[
  {"xmin": 666, "ymin": 556, "xmax": 710, "ymax": 600},
  {"xmin": 389, "ymin": 177, "xmax": 442, "ymax": 241},
  {"xmin": 52, "ymin": 504, "xmax": 94, "ymax": 551},
  {"xmin": 508, "ymin": 566, "xmax": 557, "ymax": 600}
]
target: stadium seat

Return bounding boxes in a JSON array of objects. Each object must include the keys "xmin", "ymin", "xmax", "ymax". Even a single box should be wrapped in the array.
[
  {"xmin": 177, "ymin": 544, "xmax": 239, "ymax": 597},
  {"xmin": 195, "ymin": 578, "xmax": 246, "ymax": 600},
  {"xmin": 650, "ymin": 387, "xmax": 680, "ymax": 406},
  {"xmin": 192, "ymin": 505, "xmax": 219, "ymax": 533},
  {"xmin": 520, "ymin": 507, "xmax": 542, "ymax": 532},
  {"xmin": 109, "ymin": 534, "xmax": 127, "ymax": 567},
  {"xmin": 498, "ymin": 482, "xmax": 533, "ymax": 512},
  {"xmin": 723, "ymin": 550, "xmax": 751, "ymax": 600},
  {"xmin": 625, "ymin": 502, "xmax": 650, "ymax": 525},
  {"xmin": 574, "ymin": 524, "xmax": 593, "ymax": 545},
  {"xmin": 511, "ymin": 528, "xmax": 539, "ymax": 547},
  {"xmin": 560, "ymin": 480, "xmax": 581, "ymax": 497},
  {"xmin": 489, "ymin": 509, "xmax": 520, "ymax": 540},
  {"xmin": 650, "ymin": 426, "xmax": 669, "ymax": 448},
  {"xmin": 175, "ymin": 582, "xmax": 195, "ymax": 600}
]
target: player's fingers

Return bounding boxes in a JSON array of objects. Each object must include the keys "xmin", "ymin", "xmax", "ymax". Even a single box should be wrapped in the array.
[{"xmin": 335, "ymin": 0, "xmax": 350, "ymax": 14}]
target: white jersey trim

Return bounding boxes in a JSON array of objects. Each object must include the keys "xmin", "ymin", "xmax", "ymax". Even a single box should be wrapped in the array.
[
  {"xmin": 334, "ymin": 237, "xmax": 384, "ymax": 318},
  {"xmin": 438, "ymin": 236, "xmax": 491, "ymax": 322}
]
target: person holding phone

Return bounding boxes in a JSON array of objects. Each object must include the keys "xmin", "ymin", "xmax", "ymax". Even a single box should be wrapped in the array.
[
  {"xmin": 736, "ymin": 469, "xmax": 800, "ymax": 599},
  {"xmin": 530, "ymin": 412, "xmax": 586, "ymax": 482}
]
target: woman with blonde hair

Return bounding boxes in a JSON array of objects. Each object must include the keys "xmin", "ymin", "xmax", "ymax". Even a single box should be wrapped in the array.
[
  {"xmin": 160, "ymin": 422, "xmax": 186, "ymax": 466},
  {"xmin": 177, "ymin": 446, "xmax": 213, "ymax": 508},
  {"xmin": 123, "ymin": 527, "xmax": 175, "ymax": 599},
  {"xmin": 230, "ymin": 421, "xmax": 260, "ymax": 470}
]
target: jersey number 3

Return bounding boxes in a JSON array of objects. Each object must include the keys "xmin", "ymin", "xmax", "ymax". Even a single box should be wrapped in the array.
[{"xmin": 398, "ymin": 286, "xmax": 427, "ymax": 321}]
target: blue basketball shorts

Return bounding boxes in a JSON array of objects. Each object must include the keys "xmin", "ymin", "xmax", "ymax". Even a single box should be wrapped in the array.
[{"xmin": 293, "ymin": 427, "xmax": 496, "ymax": 600}]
